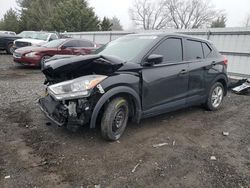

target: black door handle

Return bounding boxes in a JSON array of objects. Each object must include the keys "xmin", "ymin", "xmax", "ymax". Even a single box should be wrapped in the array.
[
  {"xmin": 179, "ymin": 69, "xmax": 188, "ymax": 75},
  {"xmin": 204, "ymin": 61, "xmax": 217, "ymax": 70}
]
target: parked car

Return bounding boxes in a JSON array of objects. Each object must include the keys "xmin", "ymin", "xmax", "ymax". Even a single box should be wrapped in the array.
[
  {"xmin": 13, "ymin": 38, "xmax": 98, "ymax": 67},
  {"xmin": 0, "ymin": 31, "xmax": 16, "ymax": 35},
  {"xmin": 0, "ymin": 34, "xmax": 21, "ymax": 54},
  {"xmin": 39, "ymin": 33, "xmax": 228, "ymax": 141},
  {"xmin": 13, "ymin": 31, "xmax": 59, "ymax": 50}
]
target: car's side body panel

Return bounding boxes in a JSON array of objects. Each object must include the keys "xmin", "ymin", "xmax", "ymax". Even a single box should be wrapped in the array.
[{"xmin": 141, "ymin": 62, "xmax": 189, "ymax": 117}]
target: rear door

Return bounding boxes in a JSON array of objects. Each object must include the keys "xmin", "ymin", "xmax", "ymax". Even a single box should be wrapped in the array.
[
  {"xmin": 184, "ymin": 39, "xmax": 219, "ymax": 104},
  {"xmin": 142, "ymin": 37, "xmax": 189, "ymax": 117},
  {"xmin": 184, "ymin": 39, "xmax": 207, "ymax": 104}
]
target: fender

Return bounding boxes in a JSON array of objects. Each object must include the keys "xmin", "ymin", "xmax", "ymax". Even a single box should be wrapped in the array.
[
  {"xmin": 90, "ymin": 86, "xmax": 142, "ymax": 128},
  {"xmin": 208, "ymin": 73, "xmax": 228, "ymax": 95}
]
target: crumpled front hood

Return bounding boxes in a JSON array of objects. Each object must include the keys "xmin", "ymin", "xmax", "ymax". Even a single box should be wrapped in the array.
[{"xmin": 42, "ymin": 54, "xmax": 125, "ymax": 83}]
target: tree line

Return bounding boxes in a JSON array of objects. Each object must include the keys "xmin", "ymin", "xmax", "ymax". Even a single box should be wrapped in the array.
[
  {"xmin": 129, "ymin": 0, "xmax": 227, "ymax": 30},
  {"xmin": 2, "ymin": 0, "xmax": 250, "ymax": 33},
  {"xmin": 0, "ymin": 0, "xmax": 123, "ymax": 33}
]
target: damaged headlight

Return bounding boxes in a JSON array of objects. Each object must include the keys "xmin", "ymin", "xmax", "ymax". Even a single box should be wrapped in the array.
[{"xmin": 48, "ymin": 75, "xmax": 107, "ymax": 100}]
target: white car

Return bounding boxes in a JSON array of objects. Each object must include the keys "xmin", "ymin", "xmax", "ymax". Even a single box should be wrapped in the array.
[{"xmin": 13, "ymin": 32, "xmax": 59, "ymax": 49}]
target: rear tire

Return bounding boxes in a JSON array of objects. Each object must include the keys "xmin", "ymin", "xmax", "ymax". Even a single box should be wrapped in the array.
[
  {"xmin": 6, "ymin": 43, "xmax": 14, "ymax": 54},
  {"xmin": 205, "ymin": 82, "xmax": 224, "ymax": 111},
  {"xmin": 101, "ymin": 97, "xmax": 129, "ymax": 141}
]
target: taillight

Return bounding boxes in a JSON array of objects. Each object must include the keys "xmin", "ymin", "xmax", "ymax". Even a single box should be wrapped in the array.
[{"xmin": 223, "ymin": 56, "xmax": 228, "ymax": 65}]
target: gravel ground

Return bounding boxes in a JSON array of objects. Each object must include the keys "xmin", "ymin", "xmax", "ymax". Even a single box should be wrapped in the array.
[{"xmin": 0, "ymin": 53, "xmax": 249, "ymax": 188}]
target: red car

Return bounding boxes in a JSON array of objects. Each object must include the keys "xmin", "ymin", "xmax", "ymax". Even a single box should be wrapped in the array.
[{"xmin": 13, "ymin": 38, "xmax": 98, "ymax": 67}]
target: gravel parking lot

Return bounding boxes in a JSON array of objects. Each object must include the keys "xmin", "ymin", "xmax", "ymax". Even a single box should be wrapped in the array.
[{"xmin": 0, "ymin": 53, "xmax": 249, "ymax": 188}]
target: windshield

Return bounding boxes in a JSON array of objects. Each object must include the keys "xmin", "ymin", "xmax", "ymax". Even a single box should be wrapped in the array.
[
  {"xmin": 97, "ymin": 35, "xmax": 158, "ymax": 61},
  {"xmin": 17, "ymin": 31, "xmax": 35, "ymax": 38},
  {"xmin": 17, "ymin": 31, "xmax": 49, "ymax": 40},
  {"xmin": 42, "ymin": 39, "xmax": 66, "ymax": 48},
  {"xmin": 31, "ymin": 33, "xmax": 50, "ymax": 40}
]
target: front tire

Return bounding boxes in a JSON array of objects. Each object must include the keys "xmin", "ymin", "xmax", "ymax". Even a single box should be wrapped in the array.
[
  {"xmin": 6, "ymin": 43, "xmax": 14, "ymax": 54},
  {"xmin": 205, "ymin": 82, "xmax": 224, "ymax": 111},
  {"xmin": 101, "ymin": 97, "xmax": 129, "ymax": 141}
]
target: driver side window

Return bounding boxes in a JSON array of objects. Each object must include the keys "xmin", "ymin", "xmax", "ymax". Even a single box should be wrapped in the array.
[
  {"xmin": 49, "ymin": 34, "xmax": 57, "ymax": 41},
  {"xmin": 151, "ymin": 38, "xmax": 183, "ymax": 64}
]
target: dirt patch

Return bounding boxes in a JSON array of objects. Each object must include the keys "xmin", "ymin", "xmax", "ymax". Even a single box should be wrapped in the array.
[{"xmin": 23, "ymin": 129, "xmax": 61, "ymax": 166}]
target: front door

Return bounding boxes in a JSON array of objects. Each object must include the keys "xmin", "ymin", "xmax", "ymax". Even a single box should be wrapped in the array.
[
  {"xmin": 58, "ymin": 40, "xmax": 79, "ymax": 55},
  {"xmin": 142, "ymin": 37, "xmax": 189, "ymax": 117}
]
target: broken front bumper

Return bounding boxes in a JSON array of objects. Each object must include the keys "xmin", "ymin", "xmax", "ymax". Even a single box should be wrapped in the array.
[
  {"xmin": 38, "ymin": 95, "xmax": 92, "ymax": 128},
  {"xmin": 38, "ymin": 95, "xmax": 68, "ymax": 126}
]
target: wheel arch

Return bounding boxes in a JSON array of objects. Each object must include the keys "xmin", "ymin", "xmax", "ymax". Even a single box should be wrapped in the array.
[
  {"xmin": 209, "ymin": 74, "xmax": 228, "ymax": 96},
  {"xmin": 90, "ymin": 86, "xmax": 142, "ymax": 129}
]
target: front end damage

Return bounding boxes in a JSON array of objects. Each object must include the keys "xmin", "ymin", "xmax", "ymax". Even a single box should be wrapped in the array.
[
  {"xmin": 38, "ymin": 55, "xmax": 125, "ymax": 130},
  {"xmin": 39, "ymin": 94, "xmax": 97, "ymax": 131}
]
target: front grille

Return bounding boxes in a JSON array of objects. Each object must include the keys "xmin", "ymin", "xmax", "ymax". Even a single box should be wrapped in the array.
[{"xmin": 15, "ymin": 41, "xmax": 31, "ymax": 48}]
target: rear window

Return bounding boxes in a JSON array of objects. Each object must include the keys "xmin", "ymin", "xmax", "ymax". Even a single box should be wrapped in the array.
[
  {"xmin": 186, "ymin": 40, "xmax": 203, "ymax": 60},
  {"xmin": 78, "ymin": 40, "xmax": 94, "ymax": 47},
  {"xmin": 202, "ymin": 42, "xmax": 217, "ymax": 58}
]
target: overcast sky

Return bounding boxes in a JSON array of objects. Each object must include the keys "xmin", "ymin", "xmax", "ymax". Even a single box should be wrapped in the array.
[{"xmin": 0, "ymin": 0, "xmax": 250, "ymax": 29}]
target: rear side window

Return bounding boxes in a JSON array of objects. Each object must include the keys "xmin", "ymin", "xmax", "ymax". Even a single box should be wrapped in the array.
[
  {"xmin": 202, "ymin": 42, "xmax": 216, "ymax": 58},
  {"xmin": 186, "ymin": 40, "xmax": 203, "ymax": 60},
  {"xmin": 78, "ymin": 40, "xmax": 94, "ymax": 47},
  {"xmin": 63, "ymin": 40, "xmax": 78, "ymax": 48},
  {"xmin": 50, "ymin": 34, "xmax": 58, "ymax": 41},
  {"xmin": 151, "ymin": 38, "xmax": 183, "ymax": 63}
]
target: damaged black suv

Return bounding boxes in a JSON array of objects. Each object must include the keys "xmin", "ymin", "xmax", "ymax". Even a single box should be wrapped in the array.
[{"xmin": 39, "ymin": 33, "xmax": 228, "ymax": 141}]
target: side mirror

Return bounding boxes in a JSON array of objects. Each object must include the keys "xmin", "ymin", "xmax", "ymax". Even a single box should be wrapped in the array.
[
  {"xmin": 61, "ymin": 45, "xmax": 66, "ymax": 49},
  {"xmin": 143, "ymin": 54, "xmax": 163, "ymax": 66}
]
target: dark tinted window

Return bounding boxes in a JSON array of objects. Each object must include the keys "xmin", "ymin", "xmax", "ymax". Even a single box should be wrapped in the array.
[
  {"xmin": 42, "ymin": 39, "xmax": 66, "ymax": 48},
  {"xmin": 151, "ymin": 38, "xmax": 183, "ymax": 63},
  {"xmin": 202, "ymin": 42, "xmax": 212, "ymax": 58},
  {"xmin": 186, "ymin": 40, "xmax": 203, "ymax": 60},
  {"xmin": 78, "ymin": 40, "xmax": 94, "ymax": 47},
  {"xmin": 63, "ymin": 40, "xmax": 78, "ymax": 48}
]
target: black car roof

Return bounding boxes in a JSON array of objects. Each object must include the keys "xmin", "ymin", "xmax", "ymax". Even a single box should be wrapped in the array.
[
  {"xmin": 0, "ymin": 34, "xmax": 19, "ymax": 38},
  {"xmin": 127, "ymin": 32, "xmax": 212, "ymax": 44}
]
